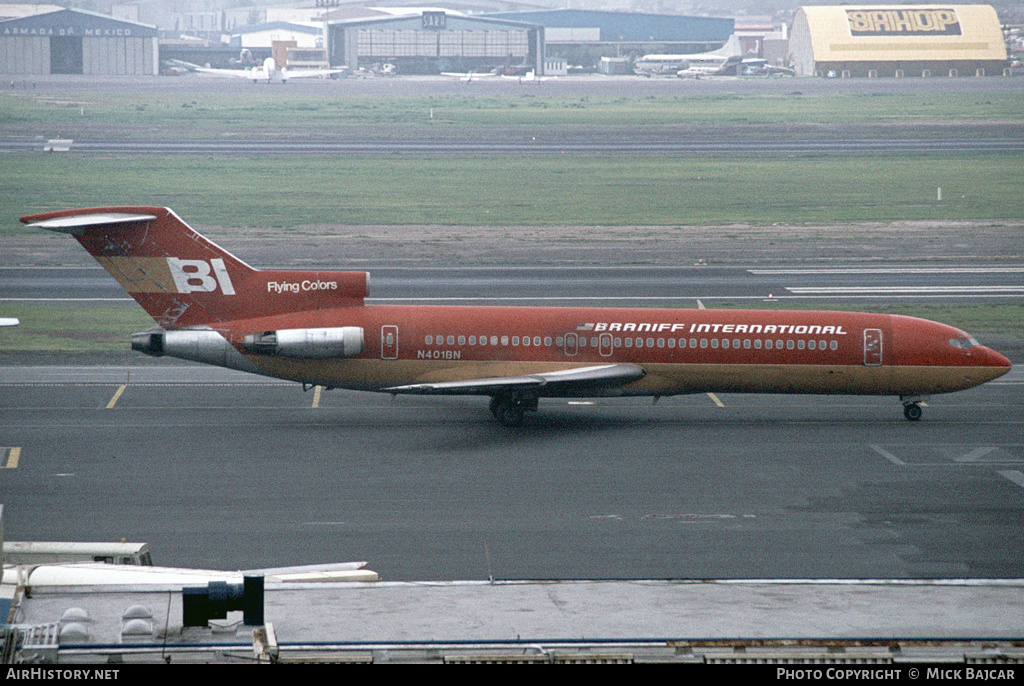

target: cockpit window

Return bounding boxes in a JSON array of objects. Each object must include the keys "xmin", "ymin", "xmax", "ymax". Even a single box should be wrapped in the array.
[{"xmin": 948, "ymin": 335, "xmax": 980, "ymax": 349}]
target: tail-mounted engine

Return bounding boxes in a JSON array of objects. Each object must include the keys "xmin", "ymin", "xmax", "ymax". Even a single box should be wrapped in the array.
[
  {"xmin": 242, "ymin": 327, "xmax": 364, "ymax": 359},
  {"xmin": 131, "ymin": 326, "xmax": 258, "ymax": 373}
]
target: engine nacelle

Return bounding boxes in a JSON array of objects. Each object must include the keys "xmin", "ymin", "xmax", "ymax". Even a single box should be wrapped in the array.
[
  {"xmin": 131, "ymin": 327, "xmax": 259, "ymax": 373},
  {"xmin": 243, "ymin": 327, "xmax": 364, "ymax": 359},
  {"xmin": 131, "ymin": 328, "xmax": 165, "ymax": 356}
]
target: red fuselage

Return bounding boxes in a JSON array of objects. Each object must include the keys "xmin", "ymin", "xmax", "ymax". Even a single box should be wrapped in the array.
[{"xmin": 220, "ymin": 304, "xmax": 1011, "ymax": 398}]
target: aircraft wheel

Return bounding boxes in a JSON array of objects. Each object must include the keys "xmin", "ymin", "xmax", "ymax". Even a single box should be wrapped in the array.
[
  {"xmin": 489, "ymin": 396, "xmax": 501, "ymax": 417},
  {"xmin": 903, "ymin": 403, "xmax": 923, "ymax": 421},
  {"xmin": 495, "ymin": 401, "xmax": 525, "ymax": 427}
]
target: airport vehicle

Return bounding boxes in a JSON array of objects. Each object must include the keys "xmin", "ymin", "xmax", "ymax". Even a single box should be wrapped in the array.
[
  {"xmin": 22, "ymin": 207, "xmax": 1011, "ymax": 426},
  {"xmin": 196, "ymin": 57, "xmax": 345, "ymax": 83}
]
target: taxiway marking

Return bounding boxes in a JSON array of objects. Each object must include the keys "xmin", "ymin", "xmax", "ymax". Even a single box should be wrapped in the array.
[
  {"xmin": 2, "ymin": 447, "xmax": 21, "ymax": 468},
  {"xmin": 707, "ymin": 393, "xmax": 725, "ymax": 407},
  {"xmin": 106, "ymin": 384, "xmax": 127, "ymax": 409},
  {"xmin": 870, "ymin": 445, "xmax": 907, "ymax": 466},
  {"xmin": 786, "ymin": 286, "xmax": 1024, "ymax": 295},
  {"xmin": 950, "ymin": 447, "xmax": 1000, "ymax": 463},
  {"xmin": 872, "ymin": 444, "xmax": 1022, "ymax": 468},
  {"xmin": 997, "ymin": 470, "xmax": 1024, "ymax": 489},
  {"xmin": 751, "ymin": 268, "xmax": 1024, "ymax": 275}
]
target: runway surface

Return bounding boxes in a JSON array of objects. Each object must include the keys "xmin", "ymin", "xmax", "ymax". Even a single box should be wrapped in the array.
[
  {"xmin": 4, "ymin": 263, "xmax": 1024, "ymax": 305},
  {"xmin": 5, "ymin": 137, "xmax": 1022, "ymax": 155},
  {"xmin": 1, "ymin": 363, "xmax": 1021, "ymax": 580}
]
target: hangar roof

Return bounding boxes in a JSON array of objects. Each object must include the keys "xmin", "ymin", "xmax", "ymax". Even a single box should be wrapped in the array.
[
  {"xmin": 232, "ymin": 22, "xmax": 321, "ymax": 36},
  {"xmin": 483, "ymin": 9, "xmax": 734, "ymax": 43},
  {"xmin": 0, "ymin": 7, "xmax": 158, "ymax": 38},
  {"xmin": 327, "ymin": 10, "xmax": 540, "ymax": 32},
  {"xmin": 793, "ymin": 5, "xmax": 1006, "ymax": 63}
]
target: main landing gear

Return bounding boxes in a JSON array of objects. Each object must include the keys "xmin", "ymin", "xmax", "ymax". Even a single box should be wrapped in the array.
[
  {"xmin": 901, "ymin": 396, "xmax": 927, "ymax": 421},
  {"xmin": 489, "ymin": 392, "xmax": 538, "ymax": 427}
]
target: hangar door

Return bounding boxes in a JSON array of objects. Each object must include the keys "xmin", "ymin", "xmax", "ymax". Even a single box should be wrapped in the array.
[
  {"xmin": 50, "ymin": 36, "xmax": 83, "ymax": 74},
  {"xmin": 357, "ymin": 29, "xmax": 529, "ymax": 59}
]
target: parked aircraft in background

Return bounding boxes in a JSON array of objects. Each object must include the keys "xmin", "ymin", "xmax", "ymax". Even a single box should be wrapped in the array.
[
  {"xmin": 195, "ymin": 57, "xmax": 345, "ymax": 83},
  {"xmin": 635, "ymin": 35, "xmax": 789, "ymax": 78},
  {"xmin": 23, "ymin": 207, "xmax": 1011, "ymax": 426},
  {"xmin": 358, "ymin": 63, "xmax": 396, "ymax": 77},
  {"xmin": 676, "ymin": 54, "xmax": 744, "ymax": 77},
  {"xmin": 633, "ymin": 54, "xmax": 691, "ymax": 75},
  {"xmin": 636, "ymin": 35, "xmax": 743, "ymax": 76},
  {"xmin": 442, "ymin": 70, "xmax": 497, "ymax": 82},
  {"xmin": 501, "ymin": 70, "xmax": 554, "ymax": 84}
]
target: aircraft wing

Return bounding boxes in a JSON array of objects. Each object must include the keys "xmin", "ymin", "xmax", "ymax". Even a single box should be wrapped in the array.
[
  {"xmin": 385, "ymin": 363, "xmax": 645, "ymax": 396},
  {"xmin": 442, "ymin": 71, "xmax": 497, "ymax": 80},
  {"xmin": 282, "ymin": 68, "xmax": 348, "ymax": 79},
  {"xmin": 194, "ymin": 67, "xmax": 256, "ymax": 79}
]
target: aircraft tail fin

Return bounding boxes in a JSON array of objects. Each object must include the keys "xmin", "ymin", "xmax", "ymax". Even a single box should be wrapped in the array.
[{"xmin": 22, "ymin": 207, "xmax": 367, "ymax": 328}]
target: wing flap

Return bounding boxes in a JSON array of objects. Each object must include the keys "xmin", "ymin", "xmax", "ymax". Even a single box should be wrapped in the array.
[{"xmin": 386, "ymin": 364, "xmax": 645, "ymax": 396}]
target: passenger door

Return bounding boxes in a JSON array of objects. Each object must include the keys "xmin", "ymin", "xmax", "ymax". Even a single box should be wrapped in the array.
[
  {"xmin": 563, "ymin": 332, "xmax": 579, "ymax": 356},
  {"xmin": 863, "ymin": 328, "xmax": 883, "ymax": 366}
]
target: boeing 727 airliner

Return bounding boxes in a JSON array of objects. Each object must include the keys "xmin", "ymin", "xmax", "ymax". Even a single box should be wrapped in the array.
[{"xmin": 23, "ymin": 207, "xmax": 1011, "ymax": 426}]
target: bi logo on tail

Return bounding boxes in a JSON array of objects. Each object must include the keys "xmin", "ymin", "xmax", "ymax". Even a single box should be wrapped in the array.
[{"xmin": 167, "ymin": 258, "xmax": 235, "ymax": 295}]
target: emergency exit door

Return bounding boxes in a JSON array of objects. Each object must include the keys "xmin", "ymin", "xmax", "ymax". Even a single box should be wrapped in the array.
[{"xmin": 381, "ymin": 325, "xmax": 398, "ymax": 360}]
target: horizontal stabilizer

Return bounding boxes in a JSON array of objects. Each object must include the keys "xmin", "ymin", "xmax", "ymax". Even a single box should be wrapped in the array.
[
  {"xmin": 386, "ymin": 363, "xmax": 645, "ymax": 396},
  {"xmin": 24, "ymin": 212, "xmax": 158, "ymax": 234}
]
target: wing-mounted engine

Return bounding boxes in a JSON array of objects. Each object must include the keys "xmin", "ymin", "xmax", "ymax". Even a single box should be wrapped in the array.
[{"xmin": 242, "ymin": 327, "xmax": 365, "ymax": 359}]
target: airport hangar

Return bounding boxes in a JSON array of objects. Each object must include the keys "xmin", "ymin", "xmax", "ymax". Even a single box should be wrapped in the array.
[
  {"xmin": 789, "ymin": 4, "xmax": 1008, "ymax": 78},
  {"xmin": 324, "ymin": 9, "xmax": 736, "ymax": 75},
  {"xmin": 325, "ymin": 10, "xmax": 544, "ymax": 75},
  {"xmin": 483, "ymin": 9, "xmax": 734, "ymax": 73},
  {"xmin": 0, "ymin": 7, "xmax": 158, "ymax": 75},
  {"xmin": 483, "ymin": 9, "xmax": 734, "ymax": 54}
]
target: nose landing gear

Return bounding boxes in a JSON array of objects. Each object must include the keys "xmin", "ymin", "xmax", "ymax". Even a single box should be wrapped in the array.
[{"xmin": 900, "ymin": 395, "xmax": 927, "ymax": 421}]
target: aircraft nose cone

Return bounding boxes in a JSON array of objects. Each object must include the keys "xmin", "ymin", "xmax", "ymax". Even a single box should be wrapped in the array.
[
  {"xmin": 979, "ymin": 346, "xmax": 1012, "ymax": 379},
  {"xmin": 989, "ymin": 347, "xmax": 1012, "ymax": 368}
]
